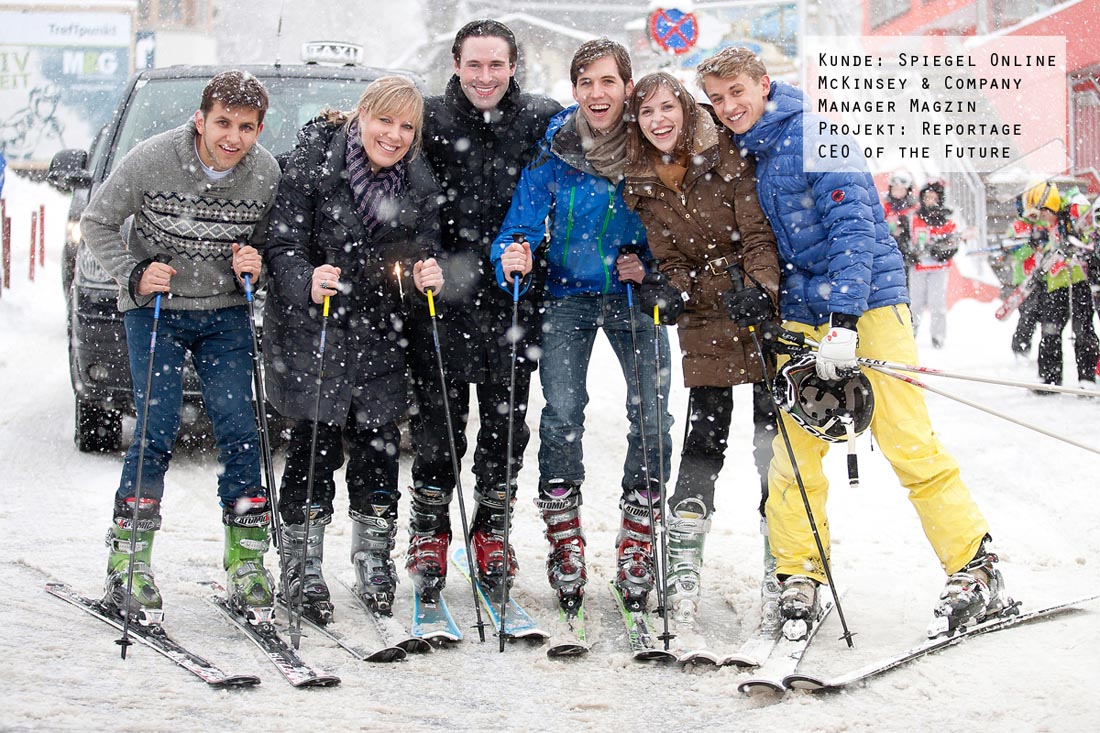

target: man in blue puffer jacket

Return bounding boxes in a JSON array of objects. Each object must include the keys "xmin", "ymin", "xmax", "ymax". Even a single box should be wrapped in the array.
[
  {"xmin": 491, "ymin": 39, "xmax": 673, "ymax": 613},
  {"xmin": 698, "ymin": 47, "xmax": 1009, "ymax": 637}
]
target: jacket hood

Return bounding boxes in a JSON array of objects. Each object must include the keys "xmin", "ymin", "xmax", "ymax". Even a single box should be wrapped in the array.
[{"xmin": 733, "ymin": 80, "xmax": 807, "ymax": 154}]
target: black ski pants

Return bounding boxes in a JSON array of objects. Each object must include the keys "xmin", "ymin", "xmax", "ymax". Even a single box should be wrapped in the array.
[
  {"xmin": 410, "ymin": 370, "xmax": 532, "ymax": 493},
  {"xmin": 278, "ymin": 419, "xmax": 401, "ymax": 525},
  {"xmin": 1037, "ymin": 280, "xmax": 1099, "ymax": 384},
  {"xmin": 667, "ymin": 382, "xmax": 775, "ymax": 519}
]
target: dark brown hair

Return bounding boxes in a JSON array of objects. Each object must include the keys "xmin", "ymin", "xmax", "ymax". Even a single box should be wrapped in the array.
[
  {"xmin": 452, "ymin": 19, "xmax": 518, "ymax": 67},
  {"xmin": 570, "ymin": 38, "xmax": 631, "ymax": 86},
  {"xmin": 627, "ymin": 72, "xmax": 699, "ymax": 163},
  {"xmin": 200, "ymin": 70, "xmax": 270, "ymax": 124}
]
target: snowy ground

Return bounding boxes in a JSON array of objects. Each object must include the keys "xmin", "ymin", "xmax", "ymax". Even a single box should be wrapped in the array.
[{"xmin": 2, "ymin": 175, "xmax": 1099, "ymax": 732}]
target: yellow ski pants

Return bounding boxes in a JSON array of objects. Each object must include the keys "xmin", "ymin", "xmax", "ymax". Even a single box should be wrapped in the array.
[{"xmin": 766, "ymin": 304, "xmax": 989, "ymax": 582}]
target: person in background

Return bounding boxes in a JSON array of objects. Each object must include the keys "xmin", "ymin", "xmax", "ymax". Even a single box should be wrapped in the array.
[
  {"xmin": 882, "ymin": 170, "xmax": 917, "ymax": 283},
  {"xmin": 406, "ymin": 19, "xmax": 561, "ymax": 600},
  {"xmin": 491, "ymin": 39, "xmax": 673, "ymax": 612},
  {"xmin": 1015, "ymin": 181, "xmax": 1098, "ymax": 392},
  {"xmin": 621, "ymin": 71, "xmax": 781, "ymax": 629},
  {"xmin": 700, "ymin": 46, "xmax": 1009, "ymax": 637},
  {"xmin": 908, "ymin": 179, "xmax": 958, "ymax": 349},
  {"xmin": 262, "ymin": 76, "xmax": 443, "ymax": 620},
  {"xmin": 81, "ymin": 71, "xmax": 280, "ymax": 622}
]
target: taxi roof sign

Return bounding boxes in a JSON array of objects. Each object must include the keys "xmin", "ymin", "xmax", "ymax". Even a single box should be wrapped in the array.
[{"xmin": 301, "ymin": 41, "xmax": 364, "ymax": 66}]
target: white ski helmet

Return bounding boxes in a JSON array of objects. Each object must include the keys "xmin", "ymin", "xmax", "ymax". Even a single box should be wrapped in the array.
[{"xmin": 776, "ymin": 353, "xmax": 875, "ymax": 442}]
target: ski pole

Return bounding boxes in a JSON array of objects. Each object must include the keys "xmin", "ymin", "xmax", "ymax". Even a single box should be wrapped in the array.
[
  {"xmin": 772, "ymin": 327, "xmax": 1099, "ymax": 399},
  {"xmin": 867, "ymin": 363, "xmax": 1100, "ymax": 456},
  {"xmin": 624, "ymin": 250, "xmax": 664, "ymax": 647},
  {"xmin": 293, "ymin": 280, "xmax": 331, "ymax": 649},
  {"xmin": 498, "ymin": 235, "xmax": 527, "ymax": 652},
  {"xmin": 649, "ymin": 298, "xmax": 673, "ymax": 649},
  {"xmin": 117, "ymin": 288, "xmax": 164, "ymax": 658},
  {"xmin": 423, "ymin": 282, "xmax": 487, "ymax": 643},
  {"xmin": 241, "ymin": 274, "xmax": 293, "ymax": 635},
  {"xmin": 856, "ymin": 356, "xmax": 1099, "ymax": 398},
  {"xmin": 727, "ymin": 264, "xmax": 855, "ymax": 647}
]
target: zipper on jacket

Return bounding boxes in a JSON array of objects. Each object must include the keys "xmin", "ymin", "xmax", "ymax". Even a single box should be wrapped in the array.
[
  {"xmin": 597, "ymin": 185, "xmax": 615, "ymax": 293},
  {"xmin": 562, "ymin": 186, "xmax": 576, "ymax": 269}
]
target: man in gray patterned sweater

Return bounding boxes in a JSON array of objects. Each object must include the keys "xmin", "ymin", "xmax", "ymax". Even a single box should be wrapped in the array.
[{"xmin": 82, "ymin": 70, "xmax": 281, "ymax": 623}]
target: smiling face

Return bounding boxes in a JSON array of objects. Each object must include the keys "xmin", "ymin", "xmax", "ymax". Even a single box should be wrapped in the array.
[
  {"xmin": 193, "ymin": 102, "xmax": 262, "ymax": 171},
  {"xmin": 636, "ymin": 84, "xmax": 684, "ymax": 155},
  {"xmin": 454, "ymin": 35, "xmax": 515, "ymax": 112},
  {"xmin": 359, "ymin": 107, "xmax": 416, "ymax": 172},
  {"xmin": 700, "ymin": 71, "xmax": 770, "ymax": 136},
  {"xmin": 572, "ymin": 55, "xmax": 632, "ymax": 133}
]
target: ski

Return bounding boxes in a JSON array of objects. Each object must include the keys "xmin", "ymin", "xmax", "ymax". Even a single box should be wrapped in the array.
[
  {"xmin": 785, "ymin": 593, "xmax": 1100, "ymax": 692},
  {"xmin": 336, "ymin": 579, "xmax": 434, "ymax": 655},
  {"xmin": 737, "ymin": 596, "xmax": 837, "ymax": 695},
  {"xmin": 276, "ymin": 597, "xmax": 406, "ymax": 663},
  {"xmin": 721, "ymin": 625, "xmax": 782, "ymax": 669},
  {"xmin": 671, "ymin": 620, "xmax": 721, "ymax": 667},
  {"xmin": 451, "ymin": 546, "xmax": 549, "ymax": 642},
  {"xmin": 547, "ymin": 598, "xmax": 590, "ymax": 658},
  {"xmin": 209, "ymin": 594, "xmax": 340, "ymax": 687},
  {"xmin": 409, "ymin": 587, "xmax": 463, "ymax": 644},
  {"xmin": 608, "ymin": 580, "xmax": 677, "ymax": 663},
  {"xmin": 995, "ymin": 247, "xmax": 1060, "ymax": 320},
  {"xmin": 45, "ymin": 582, "xmax": 260, "ymax": 688}
]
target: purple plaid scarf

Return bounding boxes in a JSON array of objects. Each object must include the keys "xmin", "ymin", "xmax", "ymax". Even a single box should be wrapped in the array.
[{"xmin": 346, "ymin": 118, "xmax": 406, "ymax": 237}]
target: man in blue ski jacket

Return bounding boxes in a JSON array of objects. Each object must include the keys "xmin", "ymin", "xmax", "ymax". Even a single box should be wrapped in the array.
[
  {"xmin": 491, "ymin": 39, "xmax": 673, "ymax": 613},
  {"xmin": 699, "ymin": 47, "xmax": 1009, "ymax": 637}
]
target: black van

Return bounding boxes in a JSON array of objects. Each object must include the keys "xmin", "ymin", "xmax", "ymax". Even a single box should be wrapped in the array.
[{"xmin": 47, "ymin": 59, "xmax": 412, "ymax": 451}]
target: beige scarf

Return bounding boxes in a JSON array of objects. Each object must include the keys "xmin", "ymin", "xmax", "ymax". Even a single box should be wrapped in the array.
[{"xmin": 574, "ymin": 108, "xmax": 629, "ymax": 181}]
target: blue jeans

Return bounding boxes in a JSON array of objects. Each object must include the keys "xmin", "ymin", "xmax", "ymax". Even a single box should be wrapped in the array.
[
  {"xmin": 120, "ymin": 305, "xmax": 261, "ymax": 505},
  {"xmin": 537, "ymin": 293, "xmax": 673, "ymax": 494}
]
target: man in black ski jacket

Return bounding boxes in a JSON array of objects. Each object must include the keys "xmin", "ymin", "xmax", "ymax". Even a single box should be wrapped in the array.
[{"xmin": 405, "ymin": 19, "xmax": 562, "ymax": 598}]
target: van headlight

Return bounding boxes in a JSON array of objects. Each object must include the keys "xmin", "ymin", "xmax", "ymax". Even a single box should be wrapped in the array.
[{"xmin": 75, "ymin": 245, "xmax": 115, "ymax": 287}]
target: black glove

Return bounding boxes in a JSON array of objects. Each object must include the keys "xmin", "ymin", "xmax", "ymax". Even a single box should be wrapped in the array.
[
  {"xmin": 722, "ymin": 285, "xmax": 774, "ymax": 326},
  {"xmin": 637, "ymin": 272, "xmax": 684, "ymax": 324}
]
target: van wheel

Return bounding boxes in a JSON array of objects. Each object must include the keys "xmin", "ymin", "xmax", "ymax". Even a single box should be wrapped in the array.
[{"xmin": 75, "ymin": 398, "xmax": 122, "ymax": 453}]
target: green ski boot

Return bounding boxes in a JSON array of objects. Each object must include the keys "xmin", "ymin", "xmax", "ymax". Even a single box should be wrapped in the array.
[
  {"xmin": 223, "ymin": 491, "xmax": 275, "ymax": 624},
  {"xmin": 103, "ymin": 496, "xmax": 163, "ymax": 625}
]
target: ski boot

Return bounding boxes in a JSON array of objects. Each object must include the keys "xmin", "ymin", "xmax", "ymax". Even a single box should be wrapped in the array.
[
  {"xmin": 351, "ymin": 493, "xmax": 400, "ymax": 616},
  {"xmin": 223, "ymin": 489, "xmax": 275, "ymax": 624},
  {"xmin": 759, "ymin": 521, "xmax": 783, "ymax": 635},
  {"xmin": 614, "ymin": 487, "xmax": 659, "ymax": 612},
  {"xmin": 103, "ymin": 495, "xmax": 164, "ymax": 625},
  {"xmin": 279, "ymin": 505, "xmax": 333, "ymax": 625},
  {"xmin": 470, "ymin": 482, "xmax": 518, "ymax": 594},
  {"xmin": 535, "ymin": 479, "xmax": 587, "ymax": 612},
  {"xmin": 406, "ymin": 484, "xmax": 451, "ymax": 602},
  {"xmin": 929, "ymin": 536, "xmax": 1012, "ymax": 638},
  {"xmin": 665, "ymin": 497, "xmax": 710, "ymax": 623},
  {"xmin": 778, "ymin": 575, "xmax": 821, "ymax": 641}
]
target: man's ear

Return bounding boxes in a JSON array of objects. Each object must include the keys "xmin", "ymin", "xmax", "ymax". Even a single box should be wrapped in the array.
[{"xmin": 761, "ymin": 75, "xmax": 771, "ymax": 96}]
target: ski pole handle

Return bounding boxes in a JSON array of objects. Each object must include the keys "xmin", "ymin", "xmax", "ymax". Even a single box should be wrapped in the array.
[
  {"xmin": 427, "ymin": 288, "xmax": 436, "ymax": 318},
  {"xmin": 243, "ymin": 273, "xmax": 253, "ymax": 303}
]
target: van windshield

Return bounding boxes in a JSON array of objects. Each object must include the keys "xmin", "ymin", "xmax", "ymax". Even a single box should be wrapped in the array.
[{"xmin": 108, "ymin": 74, "xmax": 371, "ymax": 173}]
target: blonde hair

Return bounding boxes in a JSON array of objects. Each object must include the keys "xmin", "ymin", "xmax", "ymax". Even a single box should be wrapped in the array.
[
  {"xmin": 342, "ymin": 75, "xmax": 424, "ymax": 160},
  {"xmin": 695, "ymin": 47, "xmax": 768, "ymax": 89}
]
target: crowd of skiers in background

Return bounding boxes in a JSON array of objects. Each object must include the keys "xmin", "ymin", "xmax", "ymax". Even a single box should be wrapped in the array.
[
  {"xmin": 884, "ymin": 171, "xmax": 1100, "ymax": 392},
  {"xmin": 83, "ymin": 18, "xmax": 1042, "ymax": 647}
]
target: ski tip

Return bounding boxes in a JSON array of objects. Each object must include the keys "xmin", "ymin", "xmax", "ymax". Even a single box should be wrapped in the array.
[
  {"xmin": 738, "ymin": 678, "xmax": 785, "ymax": 696},
  {"xmin": 783, "ymin": 673, "xmax": 828, "ymax": 691},
  {"xmin": 363, "ymin": 647, "xmax": 407, "ymax": 663},
  {"xmin": 212, "ymin": 675, "xmax": 263, "ymax": 688},
  {"xmin": 547, "ymin": 643, "xmax": 590, "ymax": 659}
]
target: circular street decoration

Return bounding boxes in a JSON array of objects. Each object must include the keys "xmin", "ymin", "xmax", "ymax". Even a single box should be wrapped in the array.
[{"xmin": 648, "ymin": 8, "xmax": 700, "ymax": 55}]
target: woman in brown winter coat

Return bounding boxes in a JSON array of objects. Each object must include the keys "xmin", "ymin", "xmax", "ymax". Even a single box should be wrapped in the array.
[{"xmin": 622, "ymin": 71, "xmax": 781, "ymax": 628}]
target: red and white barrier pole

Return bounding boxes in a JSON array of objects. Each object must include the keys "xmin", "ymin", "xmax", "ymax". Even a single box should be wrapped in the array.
[
  {"xmin": 39, "ymin": 203, "xmax": 45, "ymax": 267},
  {"xmin": 29, "ymin": 211, "xmax": 37, "ymax": 282}
]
